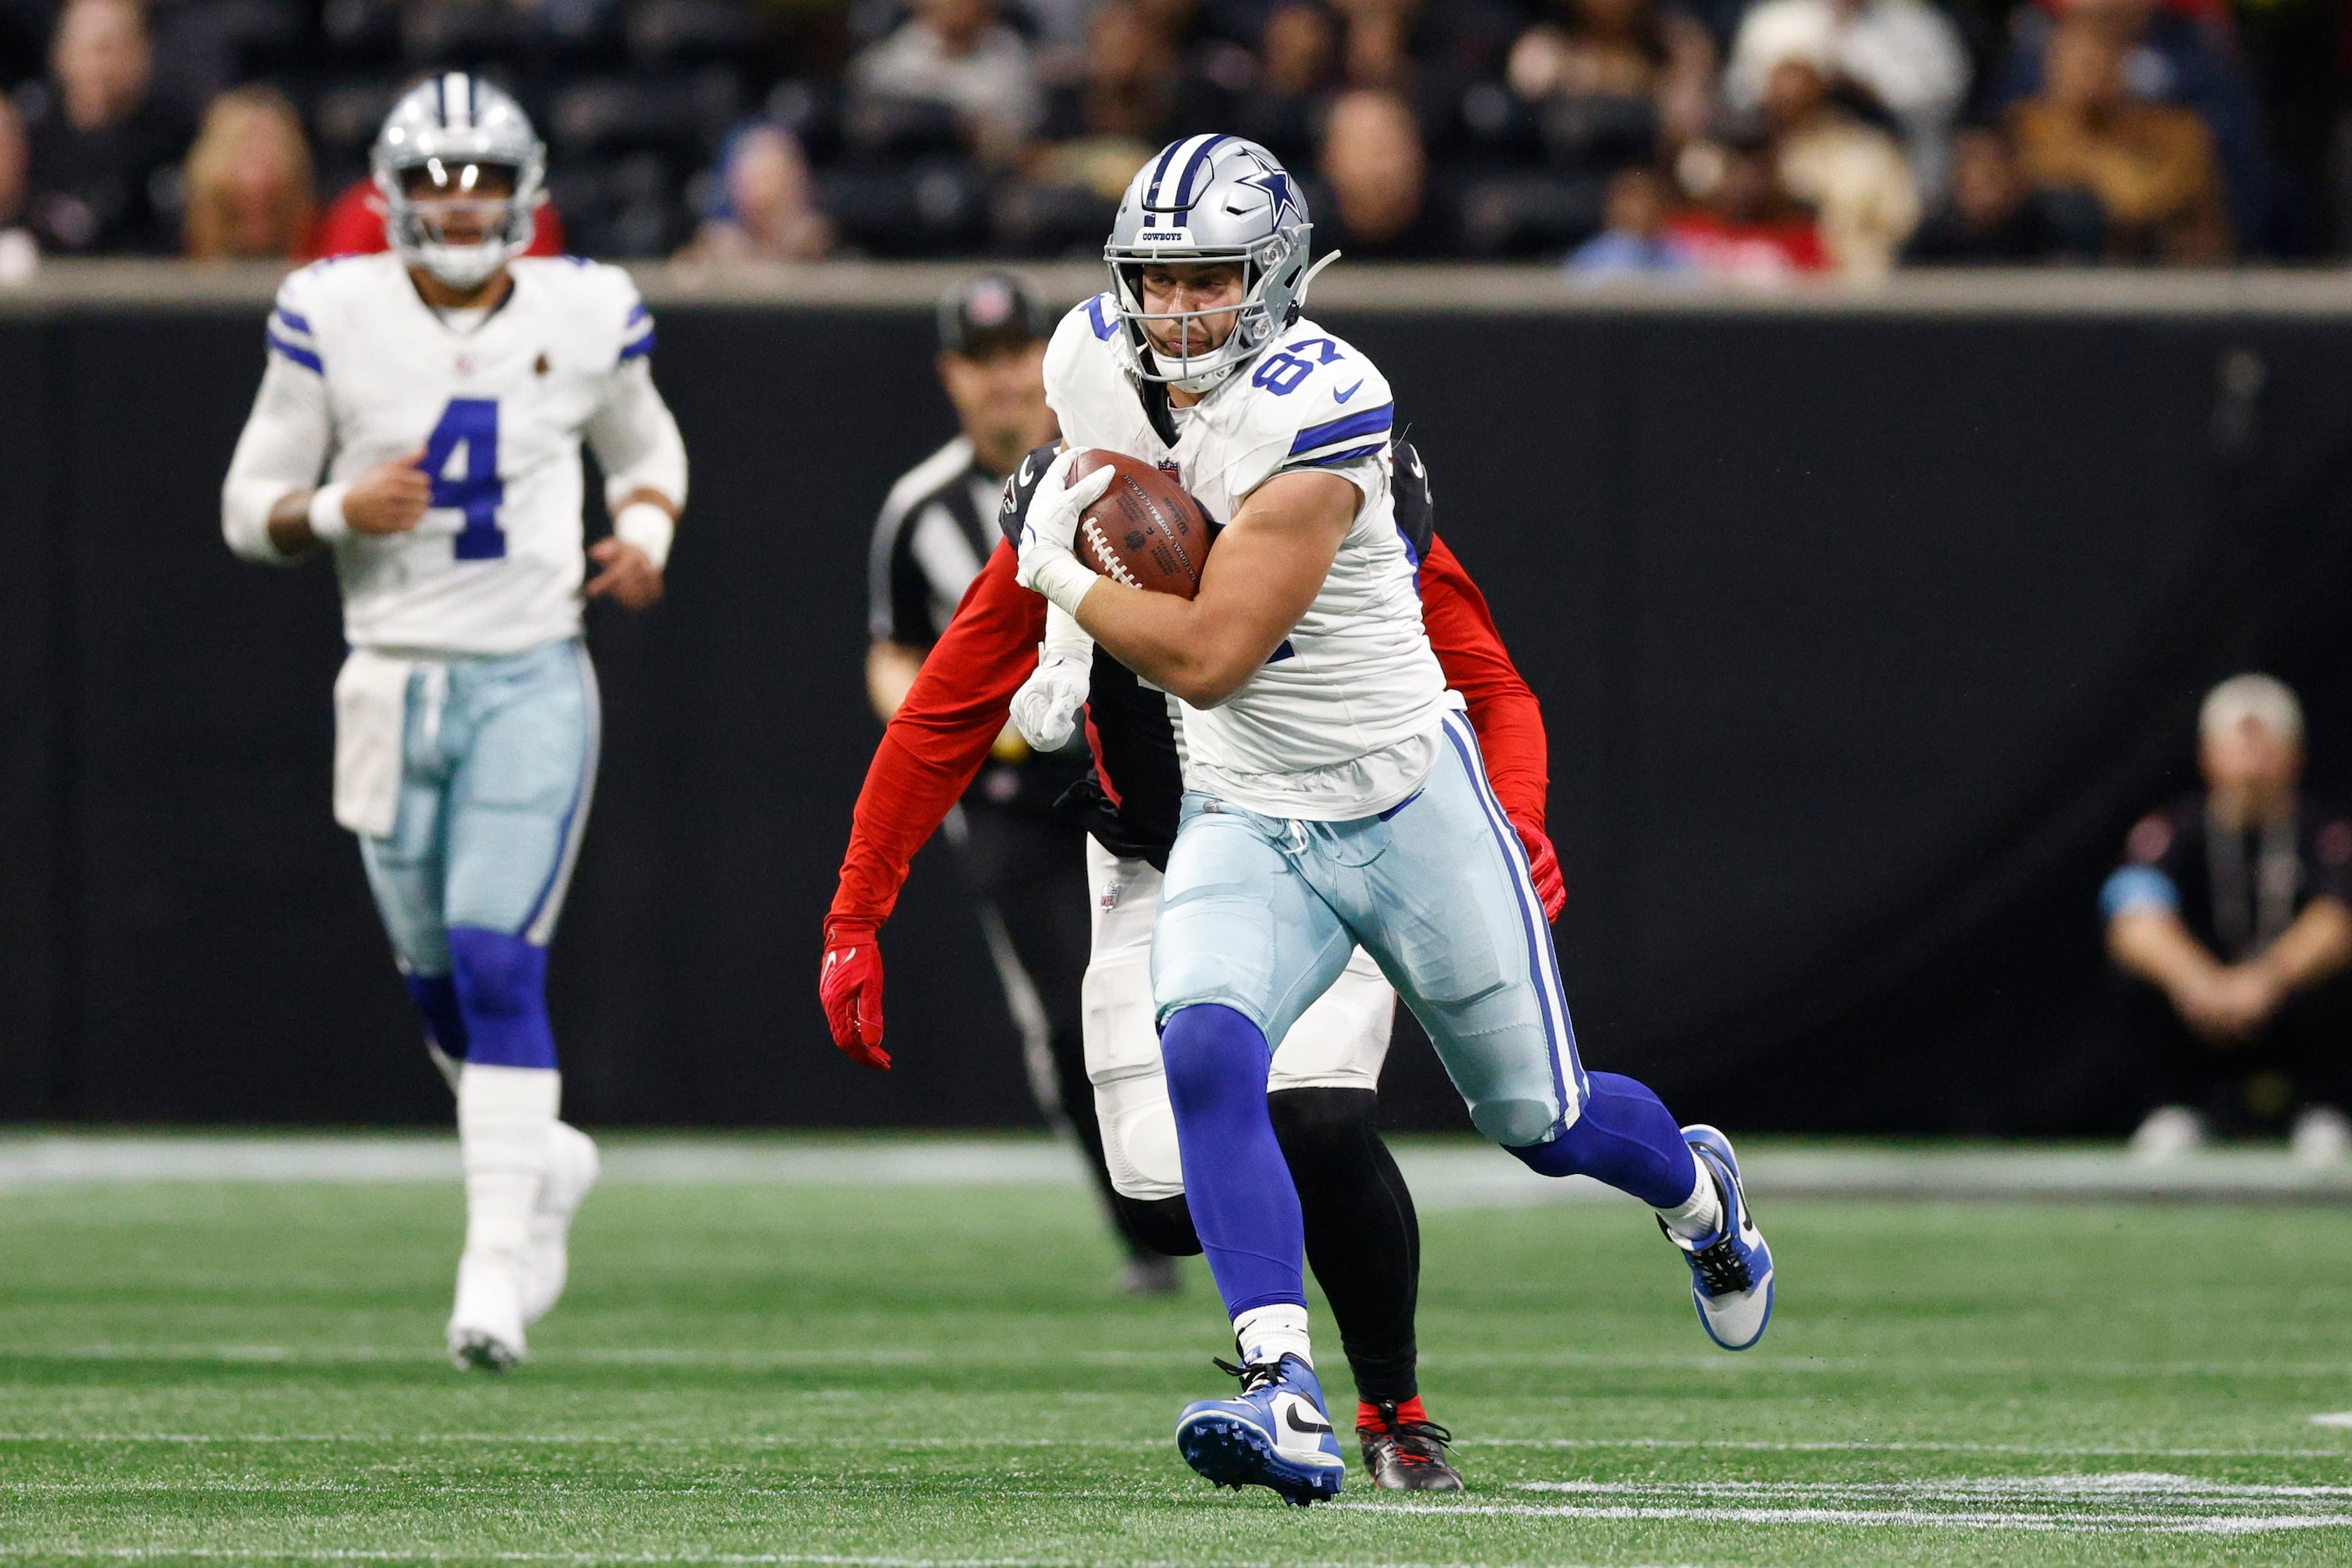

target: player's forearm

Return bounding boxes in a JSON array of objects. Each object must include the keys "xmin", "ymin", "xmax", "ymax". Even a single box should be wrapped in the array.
[
  {"xmin": 1071, "ymin": 579, "xmax": 1282, "ymax": 709},
  {"xmin": 2107, "ymin": 909, "xmax": 2223, "ymax": 999},
  {"xmin": 1070, "ymin": 473, "xmax": 1352, "ymax": 707},
  {"xmin": 223, "ymin": 478, "xmax": 319, "ymax": 563},
  {"xmin": 2252, "ymin": 897, "xmax": 2352, "ymax": 995}
]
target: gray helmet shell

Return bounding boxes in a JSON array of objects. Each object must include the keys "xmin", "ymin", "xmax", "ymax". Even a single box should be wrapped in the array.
[
  {"xmin": 372, "ymin": 73, "xmax": 547, "ymax": 290},
  {"xmin": 1105, "ymin": 136, "xmax": 1322, "ymax": 395}
]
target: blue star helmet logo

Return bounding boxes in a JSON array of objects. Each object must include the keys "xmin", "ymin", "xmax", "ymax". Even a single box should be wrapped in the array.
[{"xmin": 1239, "ymin": 163, "xmax": 1304, "ymax": 229}]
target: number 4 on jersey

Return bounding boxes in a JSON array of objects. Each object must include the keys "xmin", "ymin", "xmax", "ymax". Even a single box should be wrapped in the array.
[{"xmin": 423, "ymin": 397, "xmax": 506, "ymax": 560}]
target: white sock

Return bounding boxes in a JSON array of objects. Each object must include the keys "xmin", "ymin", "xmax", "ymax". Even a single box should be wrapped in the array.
[
  {"xmin": 1657, "ymin": 1153, "xmax": 1724, "ymax": 1242},
  {"xmin": 457, "ymin": 1064, "xmax": 559, "ymax": 1264},
  {"xmin": 1233, "ymin": 1303, "xmax": 1313, "ymax": 1368}
]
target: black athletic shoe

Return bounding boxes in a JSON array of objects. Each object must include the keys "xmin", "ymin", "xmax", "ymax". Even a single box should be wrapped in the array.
[{"xmin": 1358, "ymin": 1401, "xmax": 1463, "ymax": 1491}]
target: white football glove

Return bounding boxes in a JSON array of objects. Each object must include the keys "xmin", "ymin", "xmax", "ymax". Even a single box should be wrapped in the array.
[
  {"xmin": 1014, "ymin": 450, "xmax": 1114, "ymax": 615},
  {"xmin": 1009, "ymin": 606, "xmax": 1095, "ymax": 751}
]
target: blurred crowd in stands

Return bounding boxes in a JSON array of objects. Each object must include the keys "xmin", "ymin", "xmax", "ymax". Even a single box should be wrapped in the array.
[{"xmin": 0, "ymin": 0, "xmax": 2346, "ymax": 277}]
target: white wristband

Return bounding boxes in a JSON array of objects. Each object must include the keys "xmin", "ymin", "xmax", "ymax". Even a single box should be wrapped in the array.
[
  {"xmin": 612, "ymin": 500, "xmax": 675, "ymax": 572},
  {"xmin": 1029, "ymin": 553, "xmax": 1100, "ymax": 619},
  {"xmin": 307, "ymin": 483, "xmax": 352, "ymax": 544}
]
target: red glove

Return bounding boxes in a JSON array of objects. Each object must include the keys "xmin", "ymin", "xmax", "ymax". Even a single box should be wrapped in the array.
[
  {"xmin": 1513, "ymin": 817, "xmax": 1565, "ymax": 922},
  {"xmin": 820, "ymin": 924, "xmax": 890, "ymax": 1070}
]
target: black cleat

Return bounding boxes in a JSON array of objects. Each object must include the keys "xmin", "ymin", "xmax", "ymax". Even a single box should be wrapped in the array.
[{"xmin": 1358, "ymin": 1401, "xmax": 1463, "ymax": 1491}]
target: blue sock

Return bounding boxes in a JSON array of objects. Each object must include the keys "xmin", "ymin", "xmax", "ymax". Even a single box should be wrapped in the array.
[
  {"xmin": 446, "ymin": 928, "xmax": 558, "ymax": 1070},
  {"xmin": 1506, "ymin": 1070, "xmax": 1698, "ymax": 1208},
  {"xmin": 403, "ymin": 972, "xmax": 468, "ymax": 1059},
  {"xmin": 1160, "ymin": 1004, "xmax": 1306, "ymax": 1318}
]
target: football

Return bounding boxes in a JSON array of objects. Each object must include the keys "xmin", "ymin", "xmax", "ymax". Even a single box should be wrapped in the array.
[{"xmin": 1065, "ymin": 449, "xmax": 1213, "ymax": 599}]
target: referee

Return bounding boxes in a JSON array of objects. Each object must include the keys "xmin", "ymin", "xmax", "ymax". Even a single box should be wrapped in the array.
[{"xmin": 865, "ymin": 273, "xmax": 1176, "ymax": 1293}]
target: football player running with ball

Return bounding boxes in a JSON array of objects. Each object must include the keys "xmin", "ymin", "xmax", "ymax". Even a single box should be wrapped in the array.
[
  {"xmin": 823, "ymin": 428, "xmax": 1559, "ymax": 1490},
  {"xmin": 1010, "ymin": 135, "xmax": 1776, "ymax": 1504},
  {"xmin": 220, "ymin": 74, "xmax": 687, "ymax": 1371}
]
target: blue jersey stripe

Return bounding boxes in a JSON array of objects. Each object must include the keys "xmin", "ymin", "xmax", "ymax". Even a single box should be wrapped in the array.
[
  {"xmin": 266, "ymin": 331, "xmax": 322, "ymax": 373},
  {"xmin": 1290, "ymin": 402, "xmax": 1394, "ymax": 456},
  {"xmin": 625, "ymin": 302, "xmax": 650, "ymax": 326},
  {"xmin": 272, "ymin": 306, "xmax": 312, "ymax": 335},
  {"xmin": 618, "ymin": 331, "xmax": 655, "ymax": 363},
  {"xmin": 1292, "ymin": 441, "xmax": 1386, "ymax": 468}
]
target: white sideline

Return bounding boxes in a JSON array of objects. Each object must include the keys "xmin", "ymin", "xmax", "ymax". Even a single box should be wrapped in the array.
[{"xmin": 4, "ymin": 1133, "xmax": 2350, "ymax": 1205}]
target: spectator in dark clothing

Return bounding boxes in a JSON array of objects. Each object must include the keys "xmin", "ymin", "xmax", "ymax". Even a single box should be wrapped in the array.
[
  {"xmin": 1903, "ymin": 124, "xmax": 2103, "ymax": 263},
  {"xmin": 1180, "ymin": 1, "xmax": 1338, "ymax": 171},
  {"xmin": 2103, "ymin": 675, "xmax": 2352, "ymax": 1165},
  {"xmin": 23, "ymin": 0, "xmax": 193, "ymax": 255},
  {"xmin": 1314, "ymin": 86, "xmax": 1457, "ymax": 255},
  {"xmin": 1998, "ymin": 0, "xmax": 2284, "ymax": 254},
  {"xmin": 1505, "ymin": 0, "xmax": 1717, "ymax": 161}
]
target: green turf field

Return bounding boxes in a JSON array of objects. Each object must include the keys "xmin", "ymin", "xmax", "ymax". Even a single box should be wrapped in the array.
[{"xmin": 4, "ymin": 1135, "xmax": 2351, "ymax": 1565}]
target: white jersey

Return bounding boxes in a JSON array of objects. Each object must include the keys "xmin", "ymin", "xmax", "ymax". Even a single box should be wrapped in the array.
[
  {"xmin": 1044, "ymin": 296, "xmax": 1449, "ymax": 819},
  {"xmin": 221, "ymin": 253, "xmax": 688, "ymax": 657}
]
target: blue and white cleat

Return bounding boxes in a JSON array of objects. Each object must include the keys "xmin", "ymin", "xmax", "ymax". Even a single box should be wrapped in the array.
[
  {"xmin": 1176, "ymin": 1354, "xmax": 1346, "ymax": 1505},
  {"xmin": 1662, "ymin": 1124, "xmax": 1774, "ymax": 1351}
]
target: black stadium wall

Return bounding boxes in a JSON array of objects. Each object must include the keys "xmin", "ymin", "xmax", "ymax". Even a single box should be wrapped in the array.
[{"xmin": 8, "ymin": 268, "xmax": 2352, "ymax": 1136}]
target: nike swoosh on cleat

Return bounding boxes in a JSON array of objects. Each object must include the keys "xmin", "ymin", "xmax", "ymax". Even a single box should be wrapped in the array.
[
  {"xmin": 1333, "ymin": 380, "xmax": 1364, "ymax": 403},
  {"xmin": 1283, "ymin": 1407, "xmax": 1334, "ymax": 1436}
]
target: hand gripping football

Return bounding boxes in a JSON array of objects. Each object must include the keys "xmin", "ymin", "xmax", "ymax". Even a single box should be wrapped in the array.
[{"xmin": 1065, "ymin": 450, "xmax": 1213, "ymax": 600}]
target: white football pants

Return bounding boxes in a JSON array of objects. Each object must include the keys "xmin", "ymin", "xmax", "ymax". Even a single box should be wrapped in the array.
[{"xmin": 1083, "ymin": 837, "xmax": 1396, "ymax": 1201}]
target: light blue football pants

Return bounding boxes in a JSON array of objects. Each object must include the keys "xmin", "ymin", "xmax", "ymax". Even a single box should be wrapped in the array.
[
  {"xmin": 358, "ymin": 637, "xmax": 600, "ymax": 977},
  {"xmin": 1152, "ymin": 709, "xmax": 1588, "ymax": 1147}
]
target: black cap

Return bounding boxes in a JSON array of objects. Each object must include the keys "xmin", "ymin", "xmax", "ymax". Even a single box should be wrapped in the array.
[{"xmin": 938, "ymin": 271, "xmax": 1048, "ymax": 358}]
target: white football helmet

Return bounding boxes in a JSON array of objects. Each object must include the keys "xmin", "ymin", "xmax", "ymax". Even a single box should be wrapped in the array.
[{"xmin": 372, "ymin": 73, "xmax": 547, "ymax": 290}]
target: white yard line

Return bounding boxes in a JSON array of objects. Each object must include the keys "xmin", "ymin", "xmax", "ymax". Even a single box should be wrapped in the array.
[
  {"xmin": 1333, "ymin": 1500, "xmax": 2352, "ymax": 1535},
  {"xmin": 3, "ymin": 1431, "xmax": 2348, "ymax": 1463},
  {"xmin": 4, "ymin": 1133, "xmax": 2349, "ymax": 1204},
  {"xmin": 8, "ymin": 1341, "xmax": 2350, "ymax": 1384}
]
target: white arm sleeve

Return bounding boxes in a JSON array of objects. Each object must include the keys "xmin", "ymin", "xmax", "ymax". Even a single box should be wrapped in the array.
[
  {"xmin": 585, "ymin": 357, "xmax": 688, "ymax": 516},
  {"xmin": 221, "ymin": 353, "xmax": 333, "ymax": 564},
  {"xmin": 1040, "ymin": 602, "xmax": 1093, "ymax": 660}
]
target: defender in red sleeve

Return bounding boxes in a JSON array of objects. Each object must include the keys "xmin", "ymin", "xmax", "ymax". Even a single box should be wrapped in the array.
[{"xmin": 821, "ymin": 438, "xmax": 1558, "ymax": 1490}]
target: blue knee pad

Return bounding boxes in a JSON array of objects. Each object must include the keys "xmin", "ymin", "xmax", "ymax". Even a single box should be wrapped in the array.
[
  {"xmin": 1161, "ymin": 1004, "xmax": 1306, "ymax": 1318},
  {"xmin": 447, "ymin": 927, "xmax": 558, "ymax": 1070},
  {"xmin": 403, "ymin": 972, "xmax": 469, "ymax": 1060},
  {"xmin": 1506, "ymin": 1070, "xmax": 1696, "ymax": 1209}
]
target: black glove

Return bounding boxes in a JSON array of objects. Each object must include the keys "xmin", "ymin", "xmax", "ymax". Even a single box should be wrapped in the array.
[
  {"xmin": 998, "ymin": 442, "xmax": 1065, "ymax": 549},
  {"xmin": 1391, "ymin": 437, "xmax": 1434, "ymax": 558}
]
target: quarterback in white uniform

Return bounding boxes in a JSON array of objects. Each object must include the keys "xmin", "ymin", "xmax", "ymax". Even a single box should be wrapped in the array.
[
  {"xmin": 1010, "ymin": 134, "xmax": 1776, "ymax": 1504},
  {"xmin": 220, "ymin": 74, "xmax": 687, "ymax": 1371}
]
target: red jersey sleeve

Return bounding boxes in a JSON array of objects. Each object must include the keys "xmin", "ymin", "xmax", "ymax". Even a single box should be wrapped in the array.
[
  {"xmin": 827, "ymin": 542, "xmax": 1047, "ymax": 938},
  {"xmin": 1419, "ymin": 534, "xmax": 1550, "ymax": 834},
  {"xmin": 316, "ymin": 178, "xmax": 569, "ymax": 257}
]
